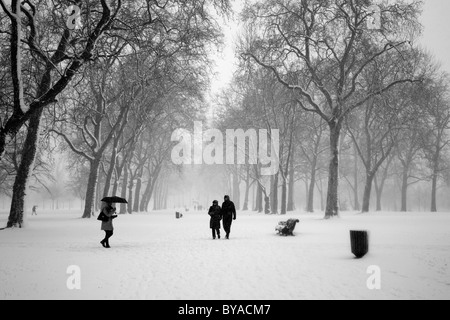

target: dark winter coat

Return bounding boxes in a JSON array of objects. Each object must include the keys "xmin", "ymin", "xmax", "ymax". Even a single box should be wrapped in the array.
[
  {"xmin": 101, "ymin": 206, "xmax": 116, "ymax": 231},
  {"xmin": 221, "ymin": 200, "xmax": 236, "ymax": 224},
  {"xmin": 208, "ymin": 205, "xmax": 222, "ymax": 230}
]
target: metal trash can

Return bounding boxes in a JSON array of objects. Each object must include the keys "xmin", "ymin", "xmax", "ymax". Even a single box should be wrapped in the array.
[{"xmin": 350, "ymin": 230, "xmax": 369, "ymax": 259}]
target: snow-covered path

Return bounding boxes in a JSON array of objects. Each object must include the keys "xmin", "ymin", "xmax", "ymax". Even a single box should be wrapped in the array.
[{"xmin": 0, "ymin": 210, "xmax": 449, "ymax": 300}]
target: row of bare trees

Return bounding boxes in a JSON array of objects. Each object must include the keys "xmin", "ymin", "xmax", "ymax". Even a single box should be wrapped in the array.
[
  {"xmin": 218, "ymin": 64, "xmax": 450, "ymax": 215},
  {"xmin": 0, "ymin": 0, "xmax": 231, "ymax": 227},
  {"xmin": 2, "ymin": 0, "xmax": 450, "ymax": 227},
  {"xmin": 215, "ymin": 0, "xmax": 450, "ymax": 216}
]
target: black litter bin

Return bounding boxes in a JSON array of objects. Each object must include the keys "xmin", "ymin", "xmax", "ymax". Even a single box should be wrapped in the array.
[{"xmin": 350, "ymin": 230, "xmax": 369, "ymax": 258}]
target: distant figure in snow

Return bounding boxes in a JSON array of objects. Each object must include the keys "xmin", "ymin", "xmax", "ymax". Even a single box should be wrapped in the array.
[
  {"xmin": 208, "ymin": 200, "xmax": 222, "ymax": 240},
  {"xmin": 221, "ymin": 195, "xmax": 236, "ymax": 240},
  {"xmin": 100, "ymin": 202, "xmax": 118, "ymax": 249},
  {"xmin": 32, "ymin": 205, "xmax": 38, "ymax": 216}
]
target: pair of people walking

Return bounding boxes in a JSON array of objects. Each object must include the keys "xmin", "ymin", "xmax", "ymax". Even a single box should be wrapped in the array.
[{"xmin": 208, "ymin": 196, "xmax": 236, "ymax": 240}]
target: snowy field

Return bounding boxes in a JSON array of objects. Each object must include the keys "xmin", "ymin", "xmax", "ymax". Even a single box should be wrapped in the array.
[{"xmin": 0, "ymin": 210, "xmax": 449, "ymax": 300}]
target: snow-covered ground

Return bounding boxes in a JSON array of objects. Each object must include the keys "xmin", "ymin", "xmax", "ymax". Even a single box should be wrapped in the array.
[{"xmin": 0, "ymin": 209, "xmax": 449, "ymax": 300}]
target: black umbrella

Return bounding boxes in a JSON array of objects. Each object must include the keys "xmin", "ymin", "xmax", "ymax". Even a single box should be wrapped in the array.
[{"xmin": 101, "ymin": 196, "xmax": 128, "ymax": 204}]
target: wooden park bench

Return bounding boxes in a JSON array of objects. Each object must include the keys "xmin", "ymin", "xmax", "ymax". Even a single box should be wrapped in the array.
[{"xmin": 276, "ymin": 219, "xmax": 300, "ymax": 236}]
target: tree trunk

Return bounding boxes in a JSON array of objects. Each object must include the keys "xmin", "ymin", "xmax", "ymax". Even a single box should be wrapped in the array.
[
  {"xmin": 307, "ymin": 159, "xmax": 317, "ymax": 213},
  {"xmin": 133, "ymin": 176, "xmax": 142, "ymax": 213},
  {"xmin": 1, "ymin": 0, "xmax": 24, "ymax": 163},
  {"xmin": 153, "ymin": 179, "xmax": 161, "ymax": 211},
  {"xmin": 103, "ymin": 142, "xmax": 118, "ymax": 198},
  {"xmin": 271, "ymin": 173, "xmax": 279, "ymax": 214},
  {"xmin": 430, "ymin": 144, "xmax": 441, "ymax": 212},
  {"xmin": 431, "ymin": 169, "xmax": 438, "ymax": 213},
  {"xmin": 119, "ymin": 159, "xmax": 129, "ymax": 214},
  {"xmin": 7, "ymin": 109, "xmax": 43, "ymax": 228},
  {"xmin": 127, "ymin": 167, "xmax": 134, "ymax": 214},
  {"xmin": 401, "ymin": 168, "xmax": 409, "ymax": 212},
  {"xmin": 95, "ymin": 176, "xmax": 102, "ymax": 212},
  {"xmin": 142, "ymin": 166, "xmax": 162, "ymax": 212},
  {"xmin": 0, "ymin": 132, "xmax": 7, "ymax": 161},
  {"xmin": 157, "ymin": 178, "xmax": 166, "ymax": 210},
  {"xmin": 361, "ymin": 172, "xmax": 375, "ymax": 213},
  {"xmin": 376, "ymin": 190, "xmax": 382, "ymax": 211},
  {"xmin": 140, "ymin": 178, "xmax": 151, "ymax": 212},
  {"xmin": 319, "ymin": 180, "xmax": 324, "ymax": 212},
  {"xmin": 264, "ymin": 195, "xmax": 270, "ymax": 214},
  {"xmin": 142, "ymin": 179, "xmax": 156, "ymax": 212},
  {"xmin": 252, "ymin": 182, "xmax": 256, "ymax": 211},
  {"xmin": 162, "ymin": 180, "xmax": 169, "ymax": 210},
  {"xmin": 112, "ymin": 170, "xmax": 119, "ymax": 196},
  {"xmin": 6, "ymin": 4, "xmax": 52, "ymax": 226},
  {"xmin": 304, "ymin": 179, "xmax": 309, "ymax": 209},
  {"xmin": 375, "ymin": 155, "xmax": 393, "ymax": 212},
  {"xmin": 82, "ymin": 157, "xmax": 101, "ymax": 219},
  {"xmin": 242, "ymin": 185, "xmax": 250, "ymax": 211},
  {"xmin": 232, "ymin": 169, "xmax": 240, "ymax": 210},
  {"xmin": 255, "ymin": 182, "xmax": 263, "ymax": 212},
  {"xmin": 353, "ymin": 146, "xmax": 361, "ymax": 211},
  {"xmin": 281, "ymin": 177, "xmax": 287, "ymax": 215},
  {"xmin": 374, "ymin": 177, "xmax": 382, "ymax": 212},
  {"xmin": 287, "ymin": 152, "xmax": 295, "ymax": 212},
  {"xmin": 325, "ymin": 121, "xmax": 341, "ymax": 218},
  {"xmin": 112, "ymin": 154, "xmax": 127, "ymax": 196},
  {"xmin": 242, "ymin": 179, "xmax": 250, "ymax": 211}
]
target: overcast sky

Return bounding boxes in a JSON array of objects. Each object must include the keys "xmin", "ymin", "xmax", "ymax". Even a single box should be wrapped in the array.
[{"xmin": 419, "ymin": 0, "xmax": 450, "ymax": 73}]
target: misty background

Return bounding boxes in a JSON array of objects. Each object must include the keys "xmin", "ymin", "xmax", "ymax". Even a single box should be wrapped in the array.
[{"xmin": 1, "ymin": 0, "xmax": 450, "ymax": 222}]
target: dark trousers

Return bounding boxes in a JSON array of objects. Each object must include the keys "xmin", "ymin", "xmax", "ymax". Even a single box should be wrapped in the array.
[
  {"xmin": 223, "ymin": 218, "xmax": 232, "ymax": 237},
  {"xmin": 212, "ymin": 229, "xmax": 220, "ymax": 239},
  {"xmin": 102, "ymin": 230, "xmax": 114, "ymax": 246}
]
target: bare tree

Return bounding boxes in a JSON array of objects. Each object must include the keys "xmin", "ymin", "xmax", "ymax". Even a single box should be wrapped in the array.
[
  {"xmin": 347, "ymin": 90, "xmax": 403, "ymax": 213},
  {"xmin": 298, "ymin": 113, "xmax": 328, "ymax": 212},
  {"xmin": 420, "ymin": 74, "xmax": 450, "ymax": 212},
  {"xmin": 242, "ymin": 0, "xmax": 423, "ymax": 218},
  {"xmin": 0, "ymin": 0, "xmax": 123, "ymax": 160},
  {"xmin": 50, "ymin": 57, "xmax": 133, "ymax": 218}
]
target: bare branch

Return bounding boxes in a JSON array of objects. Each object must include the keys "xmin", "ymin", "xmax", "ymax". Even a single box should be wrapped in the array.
[{"xmin": 50, "ymin": 129, "xmax": 94, "ymax": 161}]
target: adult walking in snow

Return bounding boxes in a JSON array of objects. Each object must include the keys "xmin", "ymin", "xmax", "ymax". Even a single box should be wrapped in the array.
[
  {"xmin": 99, "ymin": 202, "xmax": 117, "ymax": 249},
  {"xmin": 208, "ymin": 200, "xmax": 222, "ymax": 240},
  {"xmin": 221, "ymin": 195, "xmax": 236, "ymax": 240}
]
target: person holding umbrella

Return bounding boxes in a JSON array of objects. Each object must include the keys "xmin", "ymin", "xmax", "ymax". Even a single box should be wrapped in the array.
[{"xmin": 99, "ymin": 197, "xmax": 127, "ymax": 249}]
